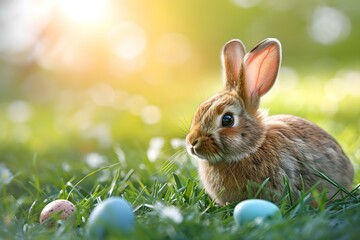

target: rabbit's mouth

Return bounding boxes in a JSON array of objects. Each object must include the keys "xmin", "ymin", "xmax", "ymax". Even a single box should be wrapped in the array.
[
  {"xmin": 189, "ymin": 145, "xmax": 197, "ymax": 156},
  {"xmin": 186, "ymin": 143, "xmax": 224, "ymax": 163},
  {"xmin": 187, "ymin": 144, "xmax": 206, "ymax": 160}
]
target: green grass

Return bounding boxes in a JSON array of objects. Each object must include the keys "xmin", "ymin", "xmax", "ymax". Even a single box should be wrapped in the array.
[
  {"xmin": 1, "ymin": 154, "xmax": 359, "ymax": 240},
  {"xmin": 1, "ymin": 73, "xmax": 360, "ymax": 239}
]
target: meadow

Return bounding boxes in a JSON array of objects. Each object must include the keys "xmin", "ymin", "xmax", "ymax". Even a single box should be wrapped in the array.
[
  {"xmin": 1, "ymin": 68, "xmax": 359, "ymax": 239},
  {"xmin": 1, "ymin": 0, "xmax": 360, "ymax": 239}
]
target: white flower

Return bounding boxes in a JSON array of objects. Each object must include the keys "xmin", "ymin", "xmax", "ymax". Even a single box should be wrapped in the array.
[
  {"xmin": 155, "ymin": 202, "xmax": 183, "ymax": 224},
  {"xmin": 170, "ymin": 138, "xmax": 186, "ymax": 149},
  {"xmin": 85, "ymin": 153, "xmax": 107, "ymax": 168},
  {"xmin": 147, "ymin": 137, "xmax": 164, "ymax": 162},
  {"xmin": 0, "ymin": 164, "xmax": 14, "ymax": 185}
]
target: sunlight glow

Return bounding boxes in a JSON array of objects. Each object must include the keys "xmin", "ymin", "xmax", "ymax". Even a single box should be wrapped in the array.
[
  {"xmin": 156, "ymin": 33, "xmax": 192, "ymax": 66},
  {"xmin": 56, "ymin": 0, "xmax": 109, "ymax": 25},
  {"xmin": 108, "ymin": 22, "xmax": 147, "ymax": 60}
]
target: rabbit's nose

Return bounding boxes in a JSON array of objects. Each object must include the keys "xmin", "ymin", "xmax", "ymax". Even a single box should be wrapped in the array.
[
  {"xmin": 191, "ymin": 139, "xmax": 199, "ymax": 147},
  {"xmin": 188, "ymin": 138, "xmax": 200, "ymax": 155}
]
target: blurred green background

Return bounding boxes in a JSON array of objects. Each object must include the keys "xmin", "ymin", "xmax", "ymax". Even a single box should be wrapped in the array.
[{"xmin": 1, "ymin": 0, "xmax": 359, "ymax": 186}]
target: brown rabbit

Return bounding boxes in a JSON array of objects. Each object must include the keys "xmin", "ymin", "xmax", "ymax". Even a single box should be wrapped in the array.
[{"xmin": 185, "ymin": 38, "xmax": 354, "ymax": 205}]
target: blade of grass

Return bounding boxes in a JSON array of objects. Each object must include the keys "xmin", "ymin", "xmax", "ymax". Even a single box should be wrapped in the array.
[
  {"xmin": 254, "ymin": 177, "xmax": 270, "ymax": 198},
  {"xmin": 172, "ymin": 173, "xmax": 183, "ymax": 190},
  {"xmin": 66, "ymin": 162, "xmax": 120, "ymax": 200}
]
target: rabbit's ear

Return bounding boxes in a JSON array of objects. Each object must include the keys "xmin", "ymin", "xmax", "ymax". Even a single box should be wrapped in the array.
[
  {"xmin": 222, "ymin": 39, "xmax": 246, "ymax": 90},
  {"xmin": 243, "ymin": 38, "xmax": 281, "ymax": 112}
]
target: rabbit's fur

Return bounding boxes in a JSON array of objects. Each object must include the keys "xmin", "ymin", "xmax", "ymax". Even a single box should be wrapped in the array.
[{"xmin": 186, "ymin": 39, "xmax": 354, "ymax": 205}]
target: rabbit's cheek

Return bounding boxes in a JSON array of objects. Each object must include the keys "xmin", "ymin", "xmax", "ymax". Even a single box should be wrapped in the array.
[
  {"xmin": 220, "ymin": 127, "xmax": 241, "ymax": 138},
  {"xmin": 219, "ymin": 128, "xmax": 243, "ymax": 147}
]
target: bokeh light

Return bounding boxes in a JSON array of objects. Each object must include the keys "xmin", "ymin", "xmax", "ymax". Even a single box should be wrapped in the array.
[
  {"xmin": 56, "ymin": 0, "xmax": 110, "ymax": 25},
  {"xmin": 108, "ymin": 22, "xmax": 147, "ymax": 60},
  {"xmin": 7, "ymin": 101, "xmax": 32, "ymax": 123},
  {"xmin": 309, "ymin": 6, "xmax": 351, "ymax": 45},
  {"xmin": 232, "ymin": 0, "xmax": 262, "ymax": 8},
  {"xmin": 0, "ymin": 0, "xmax": 52, "ymax": 63},
  {"xmin": 141, "ymin": 105, "xmax": 162, "ymax": 125}
]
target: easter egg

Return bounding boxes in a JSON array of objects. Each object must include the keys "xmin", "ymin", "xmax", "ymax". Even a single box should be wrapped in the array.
[
  {"xmin": 86, "ymin": 197, "xmax": 135, "ymax": 239},
  {"xmin": 234, "ymin": 199, "xmax": 282, "ymax": 226},
  {"xmin": 39, "ymin": 199, "xmax": 76, "ymax": 226}
]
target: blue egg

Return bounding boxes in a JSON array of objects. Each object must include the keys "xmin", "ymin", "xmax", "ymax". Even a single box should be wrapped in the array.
[
  {"xmin": 86, "ymin": 197, "xmax": 135, "ymax": 239},
  {"xmin": 234, "ymin": 199, "xmax": 282, "ymax": 226}
]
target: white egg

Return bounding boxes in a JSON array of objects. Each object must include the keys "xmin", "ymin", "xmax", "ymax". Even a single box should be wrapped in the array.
[
  {"xmin": 39, "ymin": 199, "xmax": 76, "ymax": 226},
  {"xmin": 234, "ymin": 199, "xmax": 282, "ymax": 226}
]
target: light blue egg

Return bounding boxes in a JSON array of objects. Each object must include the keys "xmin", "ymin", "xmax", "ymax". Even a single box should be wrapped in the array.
[
  {"xmin": 234, "ymin": 199, "xmax": 282, "ymax": 226},
  {"xmin": 86, "ymin": 197, "xmax": 135, "ymax": 239}
]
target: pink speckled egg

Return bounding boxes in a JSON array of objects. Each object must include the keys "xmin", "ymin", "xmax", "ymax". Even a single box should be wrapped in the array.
[{"xmin": 39, "ymin": 199, "xmax": 76, "ymax": 226}]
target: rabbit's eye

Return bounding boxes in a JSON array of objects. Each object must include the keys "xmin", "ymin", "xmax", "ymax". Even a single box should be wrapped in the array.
[{"xmin": 221, "ymin": 113, "xmax": 234, "ymax": 127}]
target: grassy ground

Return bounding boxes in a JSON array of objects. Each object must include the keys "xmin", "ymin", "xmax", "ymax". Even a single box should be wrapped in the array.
[{"xmin": 1, "ymin": 71, "xmax": 360, "ymax": 239}]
